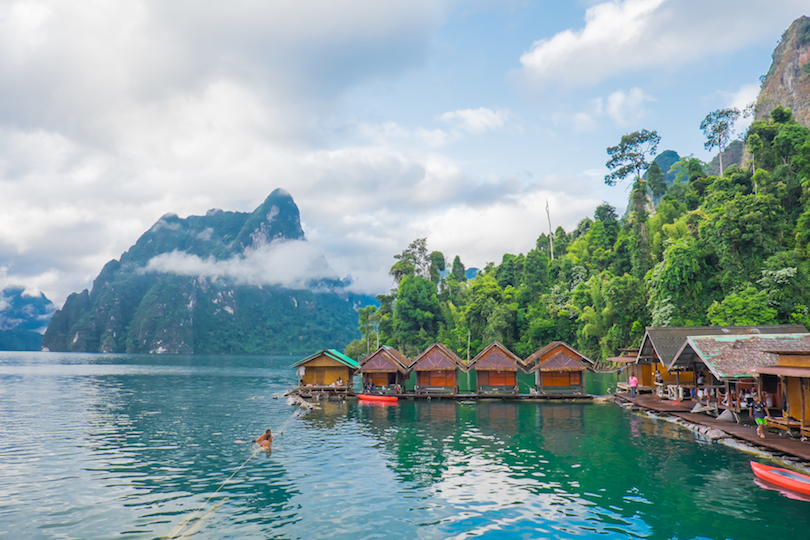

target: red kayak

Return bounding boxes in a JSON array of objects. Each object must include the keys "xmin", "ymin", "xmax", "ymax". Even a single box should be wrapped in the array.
[
  {"xmin": 357, "ymin": 394, "xmax": 398, "ymax": 402},
  {"xmin": 751, "ymin": 461, "xmax": 810, "ymax": 497}
]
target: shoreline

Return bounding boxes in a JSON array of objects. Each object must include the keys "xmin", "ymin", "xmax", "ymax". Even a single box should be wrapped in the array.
[{"xmin": 615, "ymin": 396, "xmax": 810, "ymax": 474}]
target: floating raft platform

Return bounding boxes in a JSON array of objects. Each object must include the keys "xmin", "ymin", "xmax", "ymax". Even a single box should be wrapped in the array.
[
  {"xmin": 615, "ymin": 392, "xmax": 810, "ymax": 463},
  {"xmin": 293, "ymin": 387, "xmax": 593, "ymax": 401}
]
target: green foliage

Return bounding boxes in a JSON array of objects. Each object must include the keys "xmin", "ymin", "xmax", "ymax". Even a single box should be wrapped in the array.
[
  {"xmin": 707, "ymin": 287, "xmax": 777, "ymax": 326},
  {"xmin": 349, "ymin": 109, "xmax": 810, "ymax": 363},
  {"xmin": 605, "ymin": 129, "xmax": 661, "ymax": 186}
]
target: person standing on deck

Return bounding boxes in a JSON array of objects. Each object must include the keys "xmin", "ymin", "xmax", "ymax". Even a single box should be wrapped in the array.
[
  {"xmin": 629, "ymin": 374, "xmax": 638, "ymax": 399},
  {"xmin": 751, "ymin": 395, "xmax": 771, "ymax": 438}
]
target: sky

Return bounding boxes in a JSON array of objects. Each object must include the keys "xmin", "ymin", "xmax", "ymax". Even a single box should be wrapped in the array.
[{"xmin": 0, "ymin": 0, "xmax": 807, "ymax": 307}]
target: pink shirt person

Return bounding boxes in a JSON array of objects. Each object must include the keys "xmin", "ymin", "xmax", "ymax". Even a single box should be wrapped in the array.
[{"xmin": 629, "ymin": 374, "xmax": 639, "ymax": 398}]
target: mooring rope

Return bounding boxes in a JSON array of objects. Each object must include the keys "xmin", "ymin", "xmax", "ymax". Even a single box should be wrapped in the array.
[{"xmin": 164, "ymin": 402, "xmax": 311, "ymax": 539}]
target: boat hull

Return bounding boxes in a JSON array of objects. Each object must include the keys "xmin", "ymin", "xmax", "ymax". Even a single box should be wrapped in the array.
[
  {"xmin": 358, "ymin": 394, "xmax": 398, "ymax": 402},
  {"xmin": 751, "ymin": 461, "xmax": 810, "ymax": 497}
]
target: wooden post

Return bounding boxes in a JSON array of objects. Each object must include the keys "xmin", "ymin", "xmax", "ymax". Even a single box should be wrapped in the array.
[
  {"xmin": 780, "ymin": 375, "xmax": 788, "ymax": 418},
  {"xmin": 801, "ymin": 377, "xmax": 806, "ymax": 434},
  {"xmin": 676, "ymin": 370, "xmax": 681, "ymax": 401}
]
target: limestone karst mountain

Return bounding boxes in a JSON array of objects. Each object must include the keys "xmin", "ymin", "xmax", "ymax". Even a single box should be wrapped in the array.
[{"xmin": 43, "ymin": 189, "xmax": 363, "ymax": 354}]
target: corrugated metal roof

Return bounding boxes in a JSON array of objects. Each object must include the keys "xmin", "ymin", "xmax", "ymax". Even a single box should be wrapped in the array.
[
  {"xmin": 669, "ymin": 333, "xmax": 810, "ymax": 379},
  {"xmin": 637, "ymin": 325, "xmax": 807, "ymax": 366},
  {"xmin": 292, "ymin": 348, "xmax": 359, "ymax": 369}
]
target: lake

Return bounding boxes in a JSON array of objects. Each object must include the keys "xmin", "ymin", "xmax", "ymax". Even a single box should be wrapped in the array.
[{"xmin": 0, "ymin": 352, "xmax": 807, "ymax": 539}]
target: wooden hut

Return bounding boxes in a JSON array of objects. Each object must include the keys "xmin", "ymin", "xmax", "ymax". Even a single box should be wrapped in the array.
[
  {"xmin": 411, "ymin": 343, "xmax": 466, "ymax": 395},
  {"xmin": 358, "ymin": 345, "xmax": 411, "ymax": 394},
  {"xmin": 522, "ymin": 342, "xmax": 592, "ymax": 396},
  {"xmin": 468, "ymin": 342, "xmax": 522, "ymax": 396},
  {"xmin": 668, "ymin": 332, "xmax": 810, "ymax": 416},
  {"xmin": 636, "ymin": 325, "xmax": 806, "ymax": 399},
  {"xmin": 293, "ymin": 349, "xmax": 358, "ymax": 395},
  {"xmin": 753, "ymin": 351, "xmax": 810, "ymax": 438}
]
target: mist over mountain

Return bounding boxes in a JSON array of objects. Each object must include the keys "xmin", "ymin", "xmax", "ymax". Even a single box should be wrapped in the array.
[
  {"xmin": 0, "ymin": 287, "xmax": 55, "ymax": 351},
  {"xmin": 42, "ymin": 189, "xmax": 363, "ymax": 354}
]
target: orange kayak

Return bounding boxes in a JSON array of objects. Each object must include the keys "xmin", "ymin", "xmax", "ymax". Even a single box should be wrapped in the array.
[
  {"xmin": 357, "ymin": 394, "xmax": 398, "ymax": 402},
  {"xmin": 751, "ymin": 461, "xmax": 810, "ymax": 497}
]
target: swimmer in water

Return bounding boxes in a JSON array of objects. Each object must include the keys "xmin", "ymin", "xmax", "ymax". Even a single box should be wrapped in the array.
[{"xmin": 254, "ymin": 429, "xmax": 272, "ymax": 447}]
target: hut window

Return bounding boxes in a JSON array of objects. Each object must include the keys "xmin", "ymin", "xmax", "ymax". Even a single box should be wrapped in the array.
[
  {"xmin": 489, "ymin": 371, "xmax": 515, "ymax": 386},
  {"xmin": 370, "ymin": 373, "xmax": 387, "ymax": 386},
  {"xmin": 420, "ymin": 371, "xmax": 455, "ymax": 386},
  {"xmin": 478, "ymin": 371, "xmax": 489, "ymax": 385},
  {"xmin": 542, "ymin": 372, "xmax": 578, "ymax": 387}
]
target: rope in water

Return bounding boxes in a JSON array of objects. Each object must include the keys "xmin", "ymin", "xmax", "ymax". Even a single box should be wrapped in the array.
[
  {"xmin": 164, "ymin": 401, "xmax": 311, "ymax": 539},
  {"xmin": 164, "ymin": 445, "xmax": 262, "ymax": 539}
]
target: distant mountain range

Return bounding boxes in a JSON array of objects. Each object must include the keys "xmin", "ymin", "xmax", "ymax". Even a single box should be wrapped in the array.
[
  {"xmin": 0, "ymin": 287, "xmax": 54, "ymax": 351},
  {"xmin": 43, "ymin": 189, "xmax": 364, "ymax": 354}
]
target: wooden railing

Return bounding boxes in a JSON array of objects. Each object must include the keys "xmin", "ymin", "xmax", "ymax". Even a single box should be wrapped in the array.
[{"xmin": 477, "ymin": 385, "xmax": 517, "ymax": 395}]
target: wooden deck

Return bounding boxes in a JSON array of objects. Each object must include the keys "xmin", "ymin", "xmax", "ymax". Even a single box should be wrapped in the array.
[
  {"xmin": 614, "ymin": 393, "xmax": 694, "ymax": 413},
  {"xmin": 673, "ymin": 412, "xmax": 810, "ymax": 462}
]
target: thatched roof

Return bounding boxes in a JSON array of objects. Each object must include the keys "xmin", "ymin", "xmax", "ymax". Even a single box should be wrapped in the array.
[
  {"xmin": 468, "ymin": 341, "xmax": 521, "ymax": 372},
  {"xmin": 358, "ymin": 345, "xmax": 410, "ymax": 373},
  {"xmin": 411, "ymin": 343, "xmax": 466, "ymax": 371},
  {"xmin": 522, "ymin": 341, "xmax": 591, "ymax": 373}
]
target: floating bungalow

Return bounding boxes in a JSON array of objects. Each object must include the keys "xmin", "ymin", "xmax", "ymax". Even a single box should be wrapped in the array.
[
  {"xmin": 635, "ymin": 325, "xmax": 806, "ymax": 399},
  {"xmin": 293, "ymin": 349, "xmax": 359, "ymax": 395},
  {"xmin": 468, "ymin": 342, "xmax": 522, "ymax": 396},
  {"xmin": 753, "ymin": 351, "xmax": 810, "ymax": 439},
  {"xmin": 668, "ymin": 332, "xmax": 810, "ymax": 419},
  {"xmin": 411, "ymin": 343, "xmax": 466, "ymax": 395},
  {"xmin": 522, "ymin": 341, "xmax": 592, "ymax": 396},
  {"xmin": 358, "ymin": 346, "xmax": 411, "ymax": 393}
]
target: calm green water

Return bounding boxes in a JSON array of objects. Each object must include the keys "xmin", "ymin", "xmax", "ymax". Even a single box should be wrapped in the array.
[{"xmin": 0, "ymin": 352, "xmax": 807, "ymax": 539}]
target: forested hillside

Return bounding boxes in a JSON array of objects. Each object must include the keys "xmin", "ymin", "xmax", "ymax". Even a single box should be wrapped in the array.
[{"xmin": 345, "ymin": 106, "xmax": 810, "ymax": 365}]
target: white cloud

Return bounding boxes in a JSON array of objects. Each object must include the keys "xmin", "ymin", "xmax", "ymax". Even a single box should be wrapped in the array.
[
  {"xmin": 144, "ymin": 240, "xmax": 339, "ymax": 290},
  {"xmin": 606, "ymin": 87, "xmax": 653, "ymax": 126},
  {"xmin": 439, "ymin": 107, "xmax": 509, "ymax": 133},
  {"xmin": 519, "ymin": 0, "xmax": 808, "ymax": 87},
  {"xmin": 725, "ymin": 82, "xmax": 760, "ymax": 133}
]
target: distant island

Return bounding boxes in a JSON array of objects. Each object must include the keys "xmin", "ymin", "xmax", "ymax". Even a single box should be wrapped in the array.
[{"xmin": 42, "ymin": 189, "xmax": 364, "ymax": 355}]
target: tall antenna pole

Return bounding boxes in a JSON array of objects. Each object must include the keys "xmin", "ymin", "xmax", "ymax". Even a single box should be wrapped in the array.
[{"xmin": 546, "ymin": 199, "xmax": 554, "ymax": 260}]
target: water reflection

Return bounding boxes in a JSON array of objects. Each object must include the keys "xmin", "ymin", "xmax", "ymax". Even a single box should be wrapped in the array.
[{"xmin": 3, "ymin": 353, "xmax": 810, "ymax": 539}]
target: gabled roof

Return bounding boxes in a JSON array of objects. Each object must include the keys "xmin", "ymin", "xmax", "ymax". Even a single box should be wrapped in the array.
[
  {"xmin": 637, "ymin": 325, "xmax": 807, "ymax": 366},
  {"xmin": 411, "ymin": 343, "xmax": 466, "ymax": 371},
  {"xmin": 522, "ymin": 341, "xmax": 592, "ymax": 373},
  {"xmin": 292, "ymin": 348, "xmax": 359, "ymax": 369},
  {"xmin": 668, "ymin": 333, "xmax": 810, "ymax": 379},
  {"xmin": 468, "ymin": 341, "xmax": 522, "ymax": 371},
  {"xmin": 358, "ymin": 345, "xmax": 410, "ymax": 373}
]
